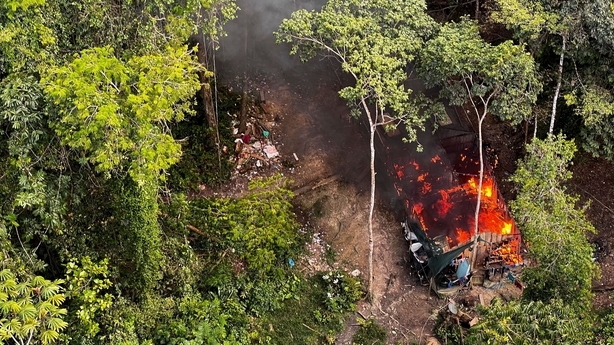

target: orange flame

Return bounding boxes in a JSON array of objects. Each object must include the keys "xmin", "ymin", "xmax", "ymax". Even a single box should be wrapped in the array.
[
  {"xmin": 413, "ymin": 202, "xmax": 424, "ymax": 215},
  {"xmin": 417, "ymin": 172, "xmax": 428, "ymax": 182},
  {"xmin": 421, "ymin": 183, "xmax": 432, "ymax": 195},
  {"xmin": 456, "ymin": 228, "xmax": 471, "ymax": 244},
  {"xmin": 501, "ymin": 221, "xmax": 512, "ymax": 235},
  {"xmin": 435, "ymin": 190, "xmax": 452, "ymax": 217}
]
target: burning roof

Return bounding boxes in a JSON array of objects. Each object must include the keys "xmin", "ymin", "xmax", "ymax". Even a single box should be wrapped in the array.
[{"xmin": 389, "ymin": 132, "xmax": 521, "ymax": 254}]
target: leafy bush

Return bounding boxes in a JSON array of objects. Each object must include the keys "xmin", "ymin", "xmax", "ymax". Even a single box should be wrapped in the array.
[
  {"xmin": 353, "ymin": 319, "xmax": 387, "ymax": 345},
  {"xmin": 187, "ymin": 174, "xmax": 302, "ymax": 274},
  {"xmin": 594, "ymin": 307, "xmax": 614, "ymax": 345},
  {"xmin": 0, "ymin": 269, "xmax": 68, "ymax": 345},
  {"xmin": 511, "ymin": 135, "xmax": 598, "ymax": 310},
  {"xmin": 319, "ymin": 270, "xmax": 363, "ymax": 314},
  {"xmin": 256, "ymin": 275, "xmax": 355, "ymax": 345},
  {"xmin": 63, "ymin": 256, "xmax": 114, "ymax": 341},
  {"xmin": 466, "ymin": 298, "xmax": 594, "ymax": 344},
  {"xmin": 434, "ymin": 315, "xmax": 462, "ymax": 345}
]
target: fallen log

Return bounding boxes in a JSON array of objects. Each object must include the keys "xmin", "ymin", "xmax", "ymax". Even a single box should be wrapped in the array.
[{"xmin": 293, "ymin": 174, "xmax": 340, "ymax": 195}]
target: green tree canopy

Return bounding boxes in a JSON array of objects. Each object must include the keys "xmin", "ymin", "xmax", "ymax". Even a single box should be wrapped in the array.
[
  {"xmin": 43, "ymin": 46, "xmax": 201, "ymax": 185},
  {"xmin": 418, "ymin": 18, "xmax": 541, "ymax": 125},
  {"xmin": 510, "ymin": 135, "xmax": 598, "ymax": 310}
]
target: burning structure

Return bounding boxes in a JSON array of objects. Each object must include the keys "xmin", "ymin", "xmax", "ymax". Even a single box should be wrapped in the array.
[{"xmin": 389, "ymin": 130, "xmax": 523, "ymax": 292}]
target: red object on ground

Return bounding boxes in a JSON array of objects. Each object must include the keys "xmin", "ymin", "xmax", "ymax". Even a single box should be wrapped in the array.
[{"xmin": 242, "ymin": 134, "xmax": 251, "ymax": 143}]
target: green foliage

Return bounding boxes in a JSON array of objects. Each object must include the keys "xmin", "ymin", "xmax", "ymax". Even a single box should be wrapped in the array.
[
  {"xmin": 103, "ymin": 293, "xmax": 245, "ymax": 344},
  {"xmin": 43, "ymin": 45, "xmax": 201, "ymax": 185},
  {"xmin": 116, "ymin": 180, "xmax": 163, "ymax": 294},
  {"xmin": 491, "ymin": 0, "xmax": 559, "ymax": 41},
  {"xmin": 319, "ymin": 270, "xmax": 362, "ymax": 314},
  {"xmin": 167, "ymin": 86, "xmax": 238, "ymax": 191},
  {"xmin": 256, "ymin": 275, "xmax": 359, "ymax": 345},
  {"xmin": 352, "ymin": 318, "xmax": 387, "ymax": 345},
  {"xmin": 188, "ymin": 175, "xmax": 301, "ymax": 273},
  {"xmin": 0, "ymin": 269, "xmax": 68, "ymax": 345},
  {"xmin": 594, "ymin": 307, "xmax": 614, "ymax": 345},
  {"xmin": 57, "ymin": 178, "xmax": 164, "ymax": 297},
  {"xmin": 467, "ymin": 298, "xmax": 594, "ymax": 344},
  {"xmin": 0, "ymin": 74, "xmax": 71, "ymax": 271},
  {"xmin": 276, "ymin": 0, "xmax": 437, "ymax": 142},
  {"xmin": 434, "ymin": 316, "xmax": 462, "ymax": 345},
  {"xmin": 418, "ymin": 17, "xmax": 541, "ymax": 124},
  {"xmin": 0, "ymin": 0, "xmax": 57, "ymax": 73},
  {"xmin": 568, "ymin": 85, "xmax": 614, "ymax": 161},
  {"xmin": 51, "ymin": 0, "xmax": 237, "ymax": 58},
  {"xmin": 510, "ymin": 135, "xmax": 598, "ymax": 309},
  {"xmin": 152, "ymin": 296, "xmax": 239, "ymax": 345},
  {"xmin": 63, "ymin": 256, "xmax": 113, "ymax": 340}
]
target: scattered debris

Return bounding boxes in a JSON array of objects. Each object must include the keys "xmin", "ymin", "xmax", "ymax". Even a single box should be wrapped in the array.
[{"xmin": 264, "ymin": 145, "xmax": 279, "ymax": 159}]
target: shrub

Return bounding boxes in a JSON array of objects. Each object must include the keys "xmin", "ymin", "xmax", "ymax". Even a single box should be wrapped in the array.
[
  {"xmin": 353, "ymin": 318, "xmax": 387, "ymax": 345},
  {"xmin": 319, "ymin": 270, "xmax": 363, "ymax": 314}
]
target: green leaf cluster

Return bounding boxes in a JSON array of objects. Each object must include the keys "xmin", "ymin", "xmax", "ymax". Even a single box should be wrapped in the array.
[
  {"xmin": 510, "ymin": 135, "xmax": 598, "ymax": 309},
  {"xmin": 276, "ymin": 0, "xmax": 437, "ymax": 141},
  {"xmin": 43, "ymin": 46, "xmax": 201, "ymax": 185},
  {"xmin": 467, "ymin": 298, "xmax": 594, "ymax": 344},
  {"xmin": 187, "ymin": 175, "xmax": 301, "ymax": 274},
  {"xmin": 64, "ymin": 256, "xmax": 113, "ymax": 340},
  {"xmin": 418, "ymin": 18, "xmax": 541, "ymax": 124},
  {"xmin": 0, "ymin": 270, "xmax": 68, "ymax": 345}
]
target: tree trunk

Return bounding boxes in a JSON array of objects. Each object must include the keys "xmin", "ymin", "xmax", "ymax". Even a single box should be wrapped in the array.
[
  {"xmin": 533, "ymin": 112, "xmax": 538, "ymax": 139},
  {"xmin": 194, "ymin": 31, "xmax": 218, "ymax": 131},
  {"xmin": 470, "ymin": 111, "xmax": 486, "ymax": 273},
  {"xmin": 549, "ymin": 35, "xmax": 566, "ymax": 135},
  {"xmin": 363, "ymin": 96, "xmax": 376, "ymax": 301},
  {"xmin": 475, "ymin": 0, "xmax": 479, "ymax": 21}
]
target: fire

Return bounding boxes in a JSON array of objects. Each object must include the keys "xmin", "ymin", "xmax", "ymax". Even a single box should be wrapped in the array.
[
  {"xmin": 413, "ymin": 202, "xmax": 424, "ymax": 215},
  {"xmin": 467, "ymin": 177, "xmax": 494, "ymax": 199},
  {"xmin": 421, "ymin": 182, "xmax": 432, "ymax": 195},
  {"xmin": 489, "ymin": 241, "xmax": 523, "ymax": 265},
  {"xmin": 435, "ymin": 190, "xmax": 452, "ymax": 217},
  {"xmin": 501, "ymin": 221, "xmax": 512, "ymax": 235},
  {"xmin": 484, "ymin": 184, "xmax": 492, "ymax": 198},
  {"xmin": 455, "ymin": 228, "xmax": 471, "ymax": 244},
  {"xmin": 410, "ymin": 160, "xmax": 419, "ymax": 170},
  {"xmin": 394, "ymin": 164, "xmax": 404, "ymax": 179},
  {"xmin": 417, "ymin": 172, "xmax": 429, "ymax": 182},
  {"xmin": 431, "ymin": 155, "xmax": 441, "ymax": 163}
]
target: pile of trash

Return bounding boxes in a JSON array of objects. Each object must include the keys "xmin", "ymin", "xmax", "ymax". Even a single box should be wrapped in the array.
[{"xmin": 233, "ymin": 131, "xmax": 281, "ymax": 174}]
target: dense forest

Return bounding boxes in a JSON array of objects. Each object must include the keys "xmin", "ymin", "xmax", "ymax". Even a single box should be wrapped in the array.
[{"xmin": 1, "ymin": 0, "xmax": 614, "ymax": 344}]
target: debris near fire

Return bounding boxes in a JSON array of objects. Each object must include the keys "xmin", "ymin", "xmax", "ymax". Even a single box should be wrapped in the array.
[
  {"xmin": 392, "ymin": 132, "xmax": 524, "ymax": 295},
  {"xmin": 230, "ymin": 100, "xmax": 283, "ymax": 176}
]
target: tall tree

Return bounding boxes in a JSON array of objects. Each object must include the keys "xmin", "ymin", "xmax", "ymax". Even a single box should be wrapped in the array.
[
  {"xmin": 43, "ymin": 46, "xmax": 201, "ymax": 185},
  {"xmin": 491, "ymin": 0, "xmax": 614, "ymax": 154},
  {"xmin": 510, "ymin": 135, "xmax": 598, "ymax": 310},
  {"xmin": 418, "ymin": 18, "xmax": 541, "ymax": 269},
  {"xmin": 276, "ymin": 0, "xmax": 436, "ymax": 299}
]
